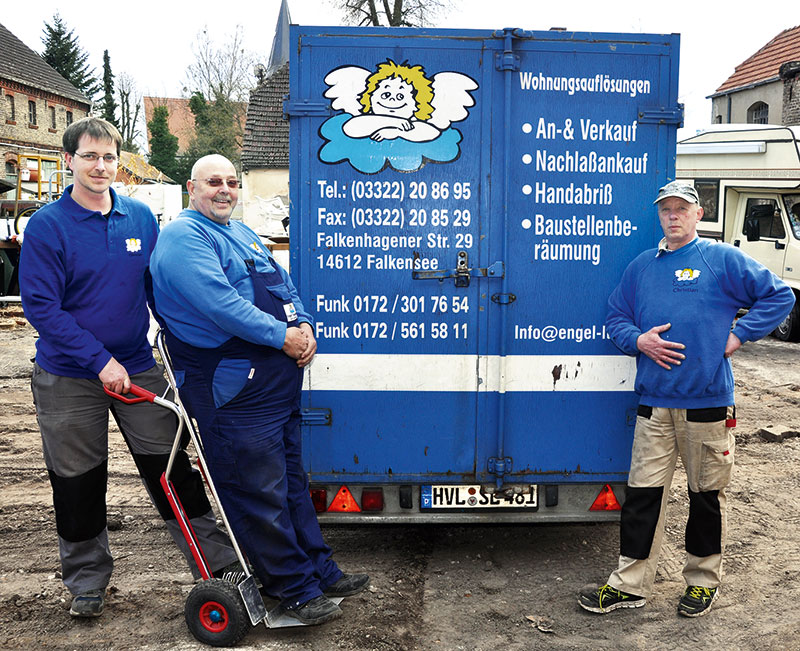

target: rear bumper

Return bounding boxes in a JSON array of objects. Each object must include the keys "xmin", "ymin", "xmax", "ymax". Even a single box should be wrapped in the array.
[{"xmin": 313, "ymin": 482, "xmax": 625, "ymax": 524}]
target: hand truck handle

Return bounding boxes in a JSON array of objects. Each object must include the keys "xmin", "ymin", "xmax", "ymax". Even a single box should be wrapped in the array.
[{"xmin": 103, "ymin": 383, "xmax": 158, "ymax": 404}]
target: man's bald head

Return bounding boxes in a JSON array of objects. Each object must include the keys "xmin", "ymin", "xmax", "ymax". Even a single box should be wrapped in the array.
[{"xmin": 187, "ymin": 155, "xmax": 239, "ymax": 225}]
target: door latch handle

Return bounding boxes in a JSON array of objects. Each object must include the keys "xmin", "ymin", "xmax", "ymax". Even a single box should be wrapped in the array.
[{"xmin": 412, "ymin": 251, "xmax": 505, "ymax": 287}]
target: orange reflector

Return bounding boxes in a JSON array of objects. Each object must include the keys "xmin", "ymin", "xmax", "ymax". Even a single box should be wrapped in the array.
[
  {"xmin": 328, "ymin": 486, "xmax": 361, "ymax": 513},
  {"xmin": 589, "ymin": 484, "xmax": 622, "ymax": 511},
  {"xmin": 310, "ymin": 488, "xmax": 328, "ymax": 513},
  {"xmin": 361, "ymin": 489, "xmax": 384, "ymax": 512}
]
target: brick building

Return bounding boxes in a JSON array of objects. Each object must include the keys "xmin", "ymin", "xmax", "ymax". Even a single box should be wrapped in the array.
[
  {"xmin": 143, "ymin": 96, "xmax": 196, "ymax": 154},
  {"xmin": 710, "ymin": 25, "xmax": 800, "ymax": 126},
  {"xmin": 0, "ymin": 21, "xmax": 91, "ymax": 205}
]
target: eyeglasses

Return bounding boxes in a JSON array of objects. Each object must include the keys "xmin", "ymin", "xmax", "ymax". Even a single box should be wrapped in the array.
[
  {"xmin": 194, "ymin": 177, "xmax": 240, "ymax": 189},
  {"xmin": 73, "ymin": 152, "xmax": 119, "ymax": 164}
]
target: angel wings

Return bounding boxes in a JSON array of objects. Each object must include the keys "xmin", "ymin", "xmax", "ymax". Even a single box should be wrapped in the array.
[{"xmin": 323, "ymin": 61, "xmax": 478, "ymax": 143}]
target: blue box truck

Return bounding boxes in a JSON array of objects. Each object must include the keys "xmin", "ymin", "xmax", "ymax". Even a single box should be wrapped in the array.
[{"xmin": 286, "ymin": 25, "xmax": 682, "ymax": 522}]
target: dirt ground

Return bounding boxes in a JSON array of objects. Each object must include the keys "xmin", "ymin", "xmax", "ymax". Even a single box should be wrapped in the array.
[{"xmin": 1, "ymin": 306, "xmax": 799, "ymax": 651}]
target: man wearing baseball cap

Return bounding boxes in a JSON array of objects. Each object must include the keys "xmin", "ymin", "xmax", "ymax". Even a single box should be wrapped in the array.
[{"xmin": 579, "ymin": 180, "xmax": 794, "ymax": 617}]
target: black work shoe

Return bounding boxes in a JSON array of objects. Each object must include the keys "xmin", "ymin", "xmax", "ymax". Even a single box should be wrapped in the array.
[
  {"xmin": 69, "ymin": 589, "xmax": 105, "ymax": 617},
  {"xmin": 285, "ymin": 595, "xmax": 342, "ymax": 626},
  {"xmin": 677, "ymin": 585, "xmax": 718, "ymax": 617},
  {"xmin": 578, "ymin": 583, "xmax": 646, "ymax": 614},
  {"xmin": 323, "ymin": 573, "xmax": 370, "ymax": 597}
]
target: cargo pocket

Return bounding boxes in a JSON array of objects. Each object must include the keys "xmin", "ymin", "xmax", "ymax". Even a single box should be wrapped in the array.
[
  {"xmin": 698, "ymin": 432, "xmax": 735, "ymax": 491},
  {"xmin": 211, "ymin": 358, "xmax": 252, "ymax": 409}
]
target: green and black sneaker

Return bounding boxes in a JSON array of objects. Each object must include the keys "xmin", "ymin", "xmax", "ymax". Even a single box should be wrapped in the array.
[
  {"xmin": 677, "ymin": 585, "xmax": 718, "ymax": 617},
  {"xmin": 578, "ymin": 584, "xmax": 646, "ymax": 614}
]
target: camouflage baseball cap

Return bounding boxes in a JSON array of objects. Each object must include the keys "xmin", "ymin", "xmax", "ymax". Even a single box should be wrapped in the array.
[{"xmin": 653, "ymin": 181, "xmax": 699, "ymax": 204}]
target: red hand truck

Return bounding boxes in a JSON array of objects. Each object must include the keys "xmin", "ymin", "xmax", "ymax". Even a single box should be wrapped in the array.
[{"xmin": 104, "ymin": 330, "xmax": 330, "ymax": 646}]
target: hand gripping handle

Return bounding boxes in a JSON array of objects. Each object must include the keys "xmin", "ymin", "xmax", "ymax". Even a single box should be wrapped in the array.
[{"xmin": 103, "ymin": 383, "xmax": 158, "ymax": 404}]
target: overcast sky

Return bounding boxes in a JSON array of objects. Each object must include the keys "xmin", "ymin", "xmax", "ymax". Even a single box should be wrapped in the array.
[{"xmin": 2, "ymin": 0, "xmax": 795, "ymax": 140}]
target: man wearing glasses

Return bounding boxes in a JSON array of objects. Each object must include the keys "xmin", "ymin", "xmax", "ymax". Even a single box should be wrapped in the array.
[
  {"xmin": 149, "ymin": 154, "xmax": 368, "ymax": 626},
  {"xmin": 19, "ymin": 118, "xmax": 237, "ymax": 619}
]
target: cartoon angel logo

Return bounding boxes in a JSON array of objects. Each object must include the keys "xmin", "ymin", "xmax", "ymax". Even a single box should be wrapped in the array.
[
  {"xmin": 319, "ymin": 60, "xmax": 478, "ymax": 173},
  {"xmin": 674, "ymin": 268, "xmax": 701, "ymax": 283}
]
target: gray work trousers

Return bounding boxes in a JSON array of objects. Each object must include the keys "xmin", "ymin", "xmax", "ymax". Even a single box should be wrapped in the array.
[{"xmin": 31, "ymin": 363, "xmax": 237, "ymax": 595}]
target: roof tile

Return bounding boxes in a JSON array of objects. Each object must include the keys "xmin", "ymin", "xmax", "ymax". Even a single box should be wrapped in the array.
[
  {"xmin": 716, "ymin": 25, "xmax": 800, "ymax": 94},
  {"xmin": 241, "ymin": 63, "xmax": 289, "ymax": 170},
  {"xmin": 0, "ymin": 22, "xmax": 91, "ymax": 107}
]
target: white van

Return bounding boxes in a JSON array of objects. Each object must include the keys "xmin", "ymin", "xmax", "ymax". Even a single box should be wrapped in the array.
[{"xmin": 677, "ymin": 125, "xmax": 800, "ymax": 340}]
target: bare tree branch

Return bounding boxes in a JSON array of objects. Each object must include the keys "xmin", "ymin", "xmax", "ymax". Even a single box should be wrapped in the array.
[
  {"xmin": 117, "ymin": 73, "xmax": 142, "ymax": 152},
  {"xmin": 184, "ymin": 25, "xmax": 256, "ymax": 103},
  {"xmin": 333, "ymin": 0, "xmax": 451, "ymax": 27}
]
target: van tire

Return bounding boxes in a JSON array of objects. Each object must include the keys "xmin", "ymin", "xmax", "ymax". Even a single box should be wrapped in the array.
[{"xmin": 773, "ymin": 297, "xmax": 800, "ymax": 342}]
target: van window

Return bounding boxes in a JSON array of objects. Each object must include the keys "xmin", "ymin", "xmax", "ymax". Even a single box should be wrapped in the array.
[
  {"xmin": 784, "ymin": 194, "xmax": 800, "ymax": 239},
  {"xmin": 743, "ymin": 198, "xmax": 785, "ymax": 239},
  {"xmin": 695, "ymin": 180, "xmax": 718, "ymax": 222}
]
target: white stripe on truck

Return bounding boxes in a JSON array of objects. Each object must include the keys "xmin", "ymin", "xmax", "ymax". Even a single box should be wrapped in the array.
[{"xmin": 302, "ymin": 354, "xmax": 636, "ymax": 392}]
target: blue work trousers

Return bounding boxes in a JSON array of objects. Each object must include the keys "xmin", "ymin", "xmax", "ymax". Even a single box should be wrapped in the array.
[{"xmin": 167, "ymin": 332, "xmax": 342, "ymax": 608}]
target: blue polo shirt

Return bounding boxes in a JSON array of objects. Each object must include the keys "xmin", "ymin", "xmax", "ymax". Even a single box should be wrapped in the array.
[{"xmin": 20, "ymin": 185, "xmax": 159, "ymax": 378}]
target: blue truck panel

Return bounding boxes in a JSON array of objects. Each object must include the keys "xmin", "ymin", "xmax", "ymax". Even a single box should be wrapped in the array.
[{"xmin": 288, "ymin": 26, "xmax": 681, "ymax": 522}]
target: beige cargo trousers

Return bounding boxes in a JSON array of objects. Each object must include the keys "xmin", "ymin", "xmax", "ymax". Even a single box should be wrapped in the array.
[{"xmin": 608, "ymin": 405, "xmax": 735, "ymax": 598}]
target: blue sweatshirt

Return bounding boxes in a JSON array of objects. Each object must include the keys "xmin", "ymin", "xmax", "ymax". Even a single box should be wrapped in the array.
[
  {"xmin": 19, "ymin": 185, "xmax": 158, "ymax": 378},
  {"xmin": 607, "ymin": 237, "xmax": 795, "ymax": 408},
  {"xmin": 149, "ymin": 210, "xmax": 311, "ymax": 349}
]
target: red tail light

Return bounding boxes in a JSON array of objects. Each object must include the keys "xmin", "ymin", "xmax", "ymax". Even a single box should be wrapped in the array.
[
  {"xmin": 360, "ymin": 488, "xmax": 384, "ymax": 512},
  {"xmin": 328, "ymin": 486, "xmax": 361, "ymax": 513},
  {"xmin": 310, "ymin": 488, "xmax": 328, "ymax": 513},
  {"xmin": 589, "ymin": 484, "xmax": 622, "ymax": 511}
]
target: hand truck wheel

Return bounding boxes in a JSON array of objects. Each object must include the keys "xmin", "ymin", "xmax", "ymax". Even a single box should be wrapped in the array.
[{"xmin": 185, "ymin": 578, "xmax": 250, "ymax": 647}]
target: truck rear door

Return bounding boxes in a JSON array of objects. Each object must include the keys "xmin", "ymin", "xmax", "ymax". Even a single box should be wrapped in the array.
[{"xmin": 288, "ymin": 26, "xmax": 681, "ymax": 514}]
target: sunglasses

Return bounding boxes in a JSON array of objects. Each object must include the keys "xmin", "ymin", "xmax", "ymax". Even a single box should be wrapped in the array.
[{"xmin": 195, "ymin": 177, "xmax": 240, "ymax": 189}]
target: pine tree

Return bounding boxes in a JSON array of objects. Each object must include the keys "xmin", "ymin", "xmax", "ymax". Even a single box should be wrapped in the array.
[
  {"xmin": 147, "ymin": 105, "xmax": 179, "ymax": 180},
  {"xmin": 100, "ymin": 50, "xmax": 118, "ymax": 128},
  {"xmin": 186, "ymin": 92, "xmax": 242, "ymax": 171},
  {"xmin": 40, "ymin": 13, "xmax": 100, "ymax": 100}
]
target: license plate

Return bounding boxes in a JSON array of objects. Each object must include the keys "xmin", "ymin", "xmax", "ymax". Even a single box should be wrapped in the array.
[{"xmin": 420, "ymin": 485, "xmax": 538, "ymax": 509}]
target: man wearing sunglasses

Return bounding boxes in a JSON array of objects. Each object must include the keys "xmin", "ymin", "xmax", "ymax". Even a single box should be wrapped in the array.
[
  {"xmin": 19, "ymin": 118, "xmax": 238, "ymax": 619},
  {"xmin": 150, "ymin": 154, "xmax": 368, "ymax": 626}
]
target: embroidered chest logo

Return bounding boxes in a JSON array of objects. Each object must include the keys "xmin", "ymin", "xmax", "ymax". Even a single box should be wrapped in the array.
[
  {"xmin": 249, "ymin": 241, "xmax": 263, "ymax": 254},
  {"xmin": 673, "ymin": 267, "xmax": 701, "ymax": 292},
  {"xmin": 125, "ymin": 238, "xmax": 142, "ymax": 253}
]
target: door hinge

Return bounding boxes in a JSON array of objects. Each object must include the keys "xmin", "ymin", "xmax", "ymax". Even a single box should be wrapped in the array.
[
  {"xmin": 301, "ymin": 408, "xmax": 332, "ymax": 426},
  {"xmin": 493, "ymin": 27, "xmax": 528, "ymax": 72},
  {"xmin": 283, "ymin": 98, "xmax": 332, "ymax": 119},
  {"xmin": 488, "ymin": 456, "xmax": 513, "ymax": 475},
  {"xmin": 637, "ymin": 105, "xmax": 684, "ymax": 126},
  {"xmin": 491, "ymin": 293, "xmax": 516, "ymax": 305}
]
